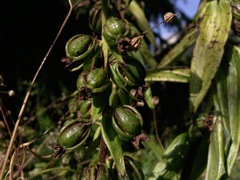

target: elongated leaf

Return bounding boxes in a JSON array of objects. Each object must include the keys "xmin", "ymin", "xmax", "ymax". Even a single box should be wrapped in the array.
[
  {"xmin": 158, "ymin": 27, "xmax": 198, "ymax": 67},
  {"xmin": 139, "ymin": 40, "xmax": 157, "ymax": 68},
  {"xmin": 150, "ymin": 133, "xmax": 190, "ymax": 179},
  {"xmin": 141, "ymin": 136, "xmax": 164, "ymax": 160},
  {"xmin": 101, "ymin": 114, "xmax": 125, "ymax": 176},
  {"xmin": 146, "ymin": 67, "xmax": 190, "ymax": 83},
  {"xmin": 143, "ymin": 87, "xmax": 155, "ymax": 110},
  {"xmin": 226, "ymin": 46, "xmax": 240, "ymax": 174},
  {"xmin": 128, "ymin": 0, "xmax": 156, "ymax": 48},
  {"xmin": 189, "ymin": 0, "xmax": 232, "ymax": 113},
  {"xmin": 214, "ymin": 65, "xmax": 230, "ymax": 135},
  {"xmin": 205, "ymin": 101, "xmax": 226, "ymax": 179},
  {"xmin": 214, "ymin": 46, "xmax": 240, "ymax": 175}
]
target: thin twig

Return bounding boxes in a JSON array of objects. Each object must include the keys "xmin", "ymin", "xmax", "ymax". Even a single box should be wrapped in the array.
[
  {"xmin": 153, "ymin": 109, "xmax": 165, "ymax": 151},
  {"xmin": 0, "ymin": 1, "xmax": 74, "ymax": 178},
  {"xmin": 141, "ymin": 13, "xmax": 177, "ymax": 35},
  {"xmin": 0, "ymin": 99, "xmax": 12, "ymax": 137},
  {"xmin": 9, "ymin": 150, "xmax": 16, "ymax": 180}
]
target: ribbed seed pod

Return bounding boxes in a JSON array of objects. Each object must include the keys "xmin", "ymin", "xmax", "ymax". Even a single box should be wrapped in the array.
[
  {"xmin": 58, "ymin": 119, "xmax": 91, "ymax": 151},
  {"xmin": 112, "ymin": 105, "xmax": 143, "ymax": 139},
  {"xmin": 110, "ymin": 56, "xmax": 146, "ymax": 90},
  {"xmin": 77, "ymin": 68, "xmax": 111, "ymax": 96},
  {"xmin": 65, "ymin": 34, "xmax": 100, "ymax": 64},
  {"xmin": 103, "ymin": 17, "xmax": 130, "ymax": 47},
  {"xmin": 89, "ymin": 2, "xmax": 102, "ymax": 34}
]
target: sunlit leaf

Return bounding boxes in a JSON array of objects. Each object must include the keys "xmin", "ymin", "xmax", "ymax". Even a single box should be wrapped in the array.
[
  {"xmin": 205, "ymin": 111, "xmax": 226, "ymax": 179},
  {"xmin": 189, "ymin": 0, "xmax": 232, "ymax": 112},
  {"xmin": 150, "ymin": 133, "xmax": 190, "ymax": 179},
  {"xmin": 146, "ymin": 67, "xmax": 190, "ymax": 83},
  {"xmin": 143, "ymin": 86, "xmax": 155, "ymax": 110}
]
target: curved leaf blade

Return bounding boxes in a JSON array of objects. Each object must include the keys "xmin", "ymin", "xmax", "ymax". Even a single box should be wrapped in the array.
[
  {"xmin": 101, "ymin": 114, "xmax": 125, "ymax": 176},
  {"xmin": 145, "ymin": 68, "xmax": 190, "ymax": 83},
  {"xmin": 215, "ymin": 46, "xmax": 240, "ymax": 176},
  {"xmin": 150, "ymin": 133, "xmax": 190, "ymax": 179},
  {"xmin": 189, "ymin": 0, "xmax": 232, "ymax": 113},
  {"xmin": 205, "ymin": 112, "xmax": 226, "ymax": 180},
  {"xmin": 226, "ymin": 46, "xmax": 240, "ymax": 174}
]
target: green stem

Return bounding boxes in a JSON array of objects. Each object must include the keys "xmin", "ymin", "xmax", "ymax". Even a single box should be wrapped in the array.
[
  {"xmin": 101, "ymin": 0, "xmax": 109, "ymax": 69},
  {"xmin": 28, "ymin": 168, "xmax": 78, "ymax": 179}
]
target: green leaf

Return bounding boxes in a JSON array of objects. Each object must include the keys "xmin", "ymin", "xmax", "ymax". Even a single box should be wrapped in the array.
[
  {"xmin": 142, "ymin": 136, "xmax": 164, "ymax": 161},
  {"xmin": 214, "ymin": 46, "xmax": 240, "ymax": 176},
  {"xmin": 189, "ymin": 0, "xmax": 232, "ymax": 113},
  {"xmin": 101, "ymin": 114, "xmax": 126, "ymax": 176},
  {"xmin": 150, "ymin": 133, "xmax": 190, "ymax": 179},
  {"xmin": 143, "ymin": 86, "xmax": 155, "ymax": 110},
  {"xmin": 205, "ymin": 111, "xmax": 226, "ymax": 179},
  {"xmin": 128, "ymin": 0, "xmax": 156, "ymax": 48},
  {"xmin": 158, "ymin": 27, "xmax": 198, "ymax": 67},
  {"xmin": 123, "ymin": 0, "xmax": 131, "ymax": 7},
  {"xmin": 145, "ymin": 67, "xmax": 190, "ymax": 83},
  {"xmin": 226, "ymin": 46, "xmax": 240, "ymax": 174},
  {"xmin": 140, "ymin": 135, "xmax": 164, "ymax": 179}
]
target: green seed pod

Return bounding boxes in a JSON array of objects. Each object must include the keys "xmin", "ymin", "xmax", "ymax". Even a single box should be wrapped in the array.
[
  {"xmin": 79, "ymin": 99, "xmax": 92, "ymax": 118},
  {"xmin": 112, "ymin": 155, "xmax": 144, "ymax": 180},
  {"xmin": 103, "ymin": 17, "xmax": 130, "ymax": 46},
  {"xmin": 110, "ymin": 56, "xmax": 146, "ymax": 90},
  {"xmin": 67, "ymin": 97, "xmax": 92, "ymax": 118},
  {"xmin": 86, "ymin": 68, "xmax": 108, "ymax": 89},
  {"xmin": 122, "ymin": 155, "xmax": 144, "ymax": 180},
  {"xmin": 117, "ymin": 23, "xmax": 144, "ymax": 54},
  {"xmin": 89, "ymin": 2, "xmax": 102, "ymax": 34},
  {"xmin": 65, "ymin": 34, "xmax": 99, "ymax": 63},
  {"xmin": 77, "ymin": 68, "xmax": 111, "ymax": 95},
  {"xmin": 112, "ymin": 105, "xmax": 143, "ymax": 139},
  {"xmin": 58, "ymin": 119, "xmax": 91, "ymax": 151}
]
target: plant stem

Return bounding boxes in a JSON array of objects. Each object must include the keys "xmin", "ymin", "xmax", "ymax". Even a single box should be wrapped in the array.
[{"xmin": 99, "ymin": 137, "xmax": 107, "ymax": 163}]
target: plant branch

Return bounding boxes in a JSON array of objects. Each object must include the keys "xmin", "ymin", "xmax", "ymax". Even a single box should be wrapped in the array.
[{"xmin": 153, "ymin": 109, "xmax": 165, "ymax": 151}]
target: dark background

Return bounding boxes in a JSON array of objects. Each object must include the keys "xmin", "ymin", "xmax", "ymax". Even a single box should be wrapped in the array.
[
  {"xmin": 1, "ymin": 0, "xmax": 88, "ymax": 120},
  {"xmin": 1, "ymin": 0, "xmax": 189, "ymax": 134}
]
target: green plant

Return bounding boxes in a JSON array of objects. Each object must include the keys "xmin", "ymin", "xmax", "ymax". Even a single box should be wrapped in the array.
[{"xmin": 1, "ymin": 0, "xmax": 240, "ymax": 179}]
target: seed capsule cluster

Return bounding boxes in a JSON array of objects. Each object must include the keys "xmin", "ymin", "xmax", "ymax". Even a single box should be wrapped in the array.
[{"xmin": 56, "ymin": 1, "xmax": 169, "ymax": 178}]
